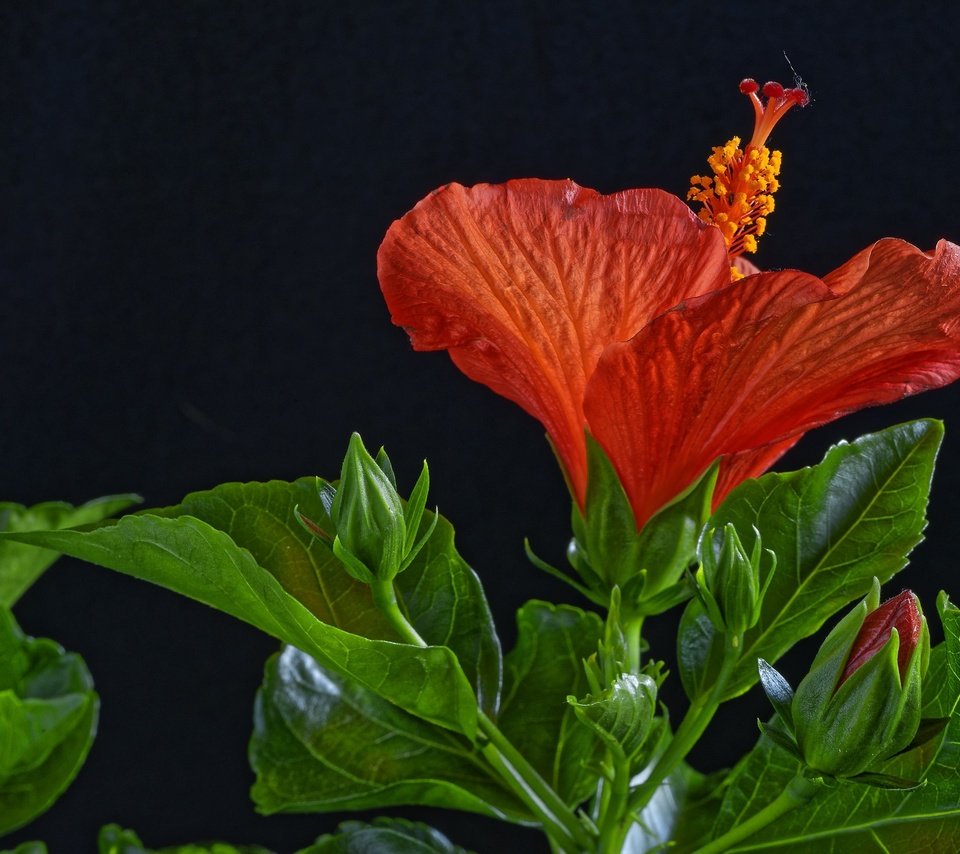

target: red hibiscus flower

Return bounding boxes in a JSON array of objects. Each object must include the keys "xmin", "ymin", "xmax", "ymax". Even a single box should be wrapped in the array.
[{"xmin": 377, "ymin": 82, "xmax": 960, "ymax": 531}]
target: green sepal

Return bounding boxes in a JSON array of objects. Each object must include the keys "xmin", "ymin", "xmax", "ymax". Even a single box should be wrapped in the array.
[
  {"xmin": 757, "ymin": 658, "xmax": 795, "ymax": 732},
  {"xmin": 523, "ymin": 539, "xmax": 607, "ymax": 607},
  {"xmin": 629, "ymin": 458, "xmax": 719, "ymax": 597},
  {"xmin": 375, "ymin": 447, "xmax": 398, "ymax": 490},
  {"xmin": 330, "ymin": 433, "xmax": 407, "ymax": 582},
  {"xmin": 621, "ymin": 572, "xmax": 694, "ymax": 618},
  {"xmin": 567, "ymin": 672, "xmax": 657, "ymax": 763},
  {"xmin": 696, "ymin": 524, "xmax": 776, "ymax": 637},
  {"xmin": 402, "ymin": 461, "xmax": 430, "ymax": 556},
  {"xmin": 579, "ymin": 433, "xmax": 643, "ymax": 589},
  {"xmin": 847, "ymin": 772, "xmax": 926, "ymax": 791},
  {"xmin": 331, "ymin": 536, "xmax": 377, "ymax": 584},
  {"xmin": 758, "ymin": 719, "xmax": 804, "ymax": 762}
]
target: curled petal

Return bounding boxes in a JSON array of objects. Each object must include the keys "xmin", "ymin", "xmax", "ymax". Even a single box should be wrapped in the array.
[
  {"xmin": 586, "ymin": 238, "xmax": 960, "ymax": 528},
  {"xmin": 377, "ymin": 179, "xmax": 730, "ymax": 503}
]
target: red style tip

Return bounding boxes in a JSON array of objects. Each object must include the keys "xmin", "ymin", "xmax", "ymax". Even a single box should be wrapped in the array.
[
  {"xmin": 785, "ymin": 87, "xmax": 811, "ymax": 107},
  {"xmin": 739, "ymin": 78, "xmax": 759, "ymax": 94},
  {"xmin": 762, "ymin": 81, "xmax": 785, "ymax": 99}
]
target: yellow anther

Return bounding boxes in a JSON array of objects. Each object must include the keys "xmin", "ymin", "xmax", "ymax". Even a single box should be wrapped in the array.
[{"xmin": 687, "ymin": 79, "xmax": 805, "ymax": 280}]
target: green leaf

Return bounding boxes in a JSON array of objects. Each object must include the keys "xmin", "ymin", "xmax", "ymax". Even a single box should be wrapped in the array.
[
  {"xmin": 250, "ymin": 646, "xmax": 527, "ymax": 821},
  {"xmin": 710, "ymin": 420, "xmax": 942, "ymax": 699},
  {"xmin": 625, "ymin": 764, "xmax": 720, "ymax": 853},
  {"xmin": 3, "ymin": 514, "xmax": 477, "ymax": 736},
  {"xmin": 497, "ymin": 601, "xmax": 603, "ymax": 806},
  {"xmin": 706, "ymin": 587, "xmax": 960, "ymax": 850},
  {"xmin": 155, "ymin": 479, "xmax": 501, "ymax": 715},
  {"xmin": 0, "ymin": 842, "xmax": 48, "ymax": 854},
  {"xmin": 629, "ymin": 459, "xmax": 719, "ymax": 602},
  {"xmin": 0, "ymin": 495, "xmax": 140, "ymax": 607},
  {"xmin": 0, "ymin": 608, "xmax": 98, "ymax": 835},
  {"xmin": 298, "ymin": 817, "xmax": 472, "ymax": 854},
  {"xmin": 97, "ymin": 823, "xmax": 274, "ymax": 853},
  {"xmin": 676, "ymin": 598, "xmax": 726, "ymax": 701}
]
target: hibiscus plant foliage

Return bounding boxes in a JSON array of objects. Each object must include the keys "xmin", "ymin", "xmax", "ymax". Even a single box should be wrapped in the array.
[{"xmin": 4, "ymin": 79, "xmax": 960, "ymax": 852}]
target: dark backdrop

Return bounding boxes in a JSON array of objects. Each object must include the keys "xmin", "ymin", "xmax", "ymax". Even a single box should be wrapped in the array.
[{"xmin": 3, "ymin": 2, "xmax": 960, "ymax": 851}]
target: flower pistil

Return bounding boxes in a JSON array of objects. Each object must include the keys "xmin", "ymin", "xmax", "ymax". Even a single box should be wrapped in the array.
[{"xmin": 688, "ymin": 78, "xmax": 809, "ymax": 278}]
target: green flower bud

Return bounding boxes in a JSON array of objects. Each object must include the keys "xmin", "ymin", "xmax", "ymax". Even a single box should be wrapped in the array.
[
  {"xmin": 792, "ymin": 581, "xmax": 930, "ymax": 778},
  {"xmin": 695, "ymin": 524, "xmax": 775, "ymax": 639},
  {"xmin": 328, "ymin": 433, "xmax": 408, "ymax": 583},
  {"xmin": 317, "ymin": 433, "xmax": 437, "ymax": 585}
]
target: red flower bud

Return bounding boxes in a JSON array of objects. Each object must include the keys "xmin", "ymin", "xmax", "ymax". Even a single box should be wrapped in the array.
[{"xmin": 839, "ymin": 590, "xmax": 922, "ymax": 687}]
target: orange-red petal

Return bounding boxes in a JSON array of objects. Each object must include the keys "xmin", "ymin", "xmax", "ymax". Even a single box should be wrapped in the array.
[
  {"xmin": 585, "ymin": 238, "xmax": 960, "ymax": 528},
  {"xmin": 377, "ymin": 179, "xmax": 730, "ymax": 503}
]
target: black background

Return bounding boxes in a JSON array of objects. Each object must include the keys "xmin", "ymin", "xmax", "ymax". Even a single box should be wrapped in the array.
[{"xmin": 4, "ymin": 2, "xmax": 960, "ymax": 851}]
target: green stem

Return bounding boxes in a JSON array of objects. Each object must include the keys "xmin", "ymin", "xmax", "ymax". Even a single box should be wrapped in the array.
[
  {"xmin": 629, "ymin": 640, "xmax": 738, "ymax": 814},
  {"xmin": 624, "ymin": 616, "xmax": 644, "ymax": 673},
  {"xmin": 478, "ymin": 712, "xmax": 594, "ymax": 853},
  {"xmin": 370, "ymin": 577, "xmax": 427, "ymax": 646},
  {"xmin": 370, "ymin": 576, "xmax": 592, "ymax": 852},
  {"xmin": 694, "ymin": 774, "xmax": 821, "ymax": 854},
  {"xmin": 596, "ymin": 751, "xmax": 631, "ymax": 854}
]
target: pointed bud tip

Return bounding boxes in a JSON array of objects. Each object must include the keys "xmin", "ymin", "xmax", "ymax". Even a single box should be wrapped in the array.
[{"xmin": 840, "ymin": 590, "xmax": 923, "ymax": 687}]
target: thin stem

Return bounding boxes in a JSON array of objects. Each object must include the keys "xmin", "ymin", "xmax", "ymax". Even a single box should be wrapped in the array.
[
  {"xmin": 596, "ymin": 751, "xmax": 631, "ymax": 854},
  {"xmin": 478, "ymin": 712, "xmax": 594, "ymax": 852},
  {"xmin": 370, "ymin": 577, "xmax": 427, "ymax": 646},
  {"xmin": 628, "ymin": 639, "xmax": 738, "ymax": 814},
  {"xmin": 624, "ymin": 615, "xmax": 644, "ymax": 673},
  {"xmin": 370, "ymin": 575, "xmax": 592, "ymax": 852},
  {"xmin": 694, "ymin": 774, "xmax": 821, "ymax": 854}
]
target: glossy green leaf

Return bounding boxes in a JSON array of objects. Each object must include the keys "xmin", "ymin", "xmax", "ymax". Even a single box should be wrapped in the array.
[
  {"xmin": 298, "ymin": 818, "xmax": 471, "ymax": 853},
  {"xmin": 710, "ymin": 420, "xmax": 941, "ymax": 699},
  {"xmin": 706, "ymin": 592, "xmax": 960, "ymax": 850},
  {"xmin": 676, "ymin": 598, "xmax": 726, "ymax": 702},
  {"xmin": 97, "ymin": 823, "xmax": 274, "ymax": 853},
  {"xmin": 3, "ymin": 514, "xmax": 477, "ymax": 736},
  {"xmin": 250, "ymin": 646, "xmax": 527, "ymax": 821},
  {"xmin": 625, "ymin": 765, "xmax": 721, "ymax": 853},
  {"xmin": 155, "ymin": 479, "xmax": 501, "ymax": 714},
  {"xmin": 0, "ymin": 495, "xmax": 140, "ymax": 607},
  {"xmin": 497, "ymin": 601, "xmax": 603, "ymax": 806},
  {"xmin": 0, "ymin": 608, "xmax": 98, "ymax": 835}
]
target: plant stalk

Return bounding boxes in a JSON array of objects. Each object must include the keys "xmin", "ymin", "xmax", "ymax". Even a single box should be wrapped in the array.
[
  {"xmin": 628, "ymin": 639, "xmax": 738, "ymax": 814},
  {"xmin": 371, "ymin": 575, "xmax": 593, "ymax": 853},
  {"xmin": 694, "ymin": 773, "xmax": 820, "ymax": 853}
]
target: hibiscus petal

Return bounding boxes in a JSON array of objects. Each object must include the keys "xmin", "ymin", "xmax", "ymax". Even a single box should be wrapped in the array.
[
  {"xmin": 586, "ymin": 238, "xmax": 960, "ymax": 529},
  {"xmin": 377, "ymin": 179, "xmax": 730, "ymax": 502}
]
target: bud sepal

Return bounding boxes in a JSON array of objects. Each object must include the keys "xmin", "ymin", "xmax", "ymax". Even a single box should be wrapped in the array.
[
  {"xmin": 758, "ymin": 580, "xmax": 932, "ymax": 784},
  {"xmin": 695, "ymin": 523, "xmax": 776, "ymax": 639},
  {"xmin": 306, "ymin": 433, "xmax": 438, "ymax": 585}
]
